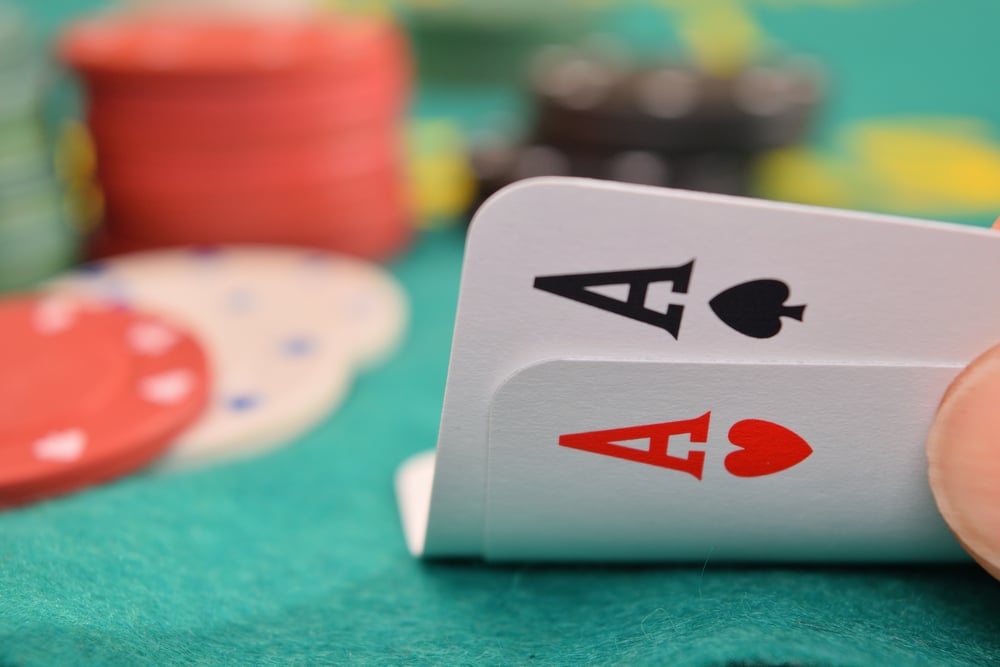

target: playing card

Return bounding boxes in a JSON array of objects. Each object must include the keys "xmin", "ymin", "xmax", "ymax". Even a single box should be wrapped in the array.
[
  {"xmin": 484, "ymin": 359, "xmax": 965, "ymax": 562},
  {"xmin": 398, "ymin": 177, "xmax": 1000, "ymax": 559}
]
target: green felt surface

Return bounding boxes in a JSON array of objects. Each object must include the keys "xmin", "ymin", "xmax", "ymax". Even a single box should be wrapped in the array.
[
  {"xmin": 2, "ymin": 228, "xmax": 1000, "ymax": 667},
  {"xmin": 5, "ymin": 1, "xmax": 1000, "ymax": 665}
]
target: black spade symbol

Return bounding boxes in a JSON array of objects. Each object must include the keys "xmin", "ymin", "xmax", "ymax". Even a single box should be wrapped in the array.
[{"xmin": 709, "ymin": 279, "xmax": 806, "ymax": 339}]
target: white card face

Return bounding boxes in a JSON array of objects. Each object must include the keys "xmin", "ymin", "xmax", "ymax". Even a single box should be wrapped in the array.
[
  {"xmin": 485, "ymin": 359, "xmax": 965, "ymax": 562},
  {"xmin": 419, "ymin": 178, "xmax": 1000, "ymax": 557}
]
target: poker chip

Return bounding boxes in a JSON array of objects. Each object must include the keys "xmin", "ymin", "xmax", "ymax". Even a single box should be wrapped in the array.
[
  {"xmin": 95, "ymin": 126, "xmax": 404, "ymax": 194},
  {"xmin": 0, "ymin": 178, "xmax": 63, "ymax": 223},
  {"xmin": 60, "ymin": 16, "xmax": 405, "ymax": 77},
  {"xmin": 407, "ymin": 120, "xmax": 476, "ymax": 226},
  {"xmin": 0, "ymin": 295, "xmax": 210, "ymax": 505},
  {"xmin": 96, "ymin": 163, "xmax": 413, "ymax": 258},
  {"xmin": 85, "ymin": 79, "xmax": 406, "ymax": 149},
  {"xmin": 467, "ymin": 47, "xmax": 825, "ymax": 215},
  {"xmin": 101, "ymin": 202, "xmax": 412, "ymax": 260},
  {"xmin": 0, "ymin": 10, "xmax": 80, "ymax": 292},
  {"xmin": 50, "ymin": 246, "xmax": 408, "ymax": 471},
  {"xmin": 0, "ymin": 244, "xmax": 77, "ymax": 292},
  {"xmin": 100, "ymin": 165, "xmax": 408, "ymax": 241},
  {"xmin": 0, "ymin": 7, "xmax": 31, "ymax": 63},
  {"xmin": 530, "ymin": 51, "xmax": 824, "ymax": 153},
  {"xmin": 92, "ymin": 200, "xmax": 413, "ymax": 261},
  {"xmin": 58, "ymin": 14, "xmax": 413, "ymax": 259},
  {"xmin": 468, "ymin": 141, "xmax": 753, "ymax": 215}
]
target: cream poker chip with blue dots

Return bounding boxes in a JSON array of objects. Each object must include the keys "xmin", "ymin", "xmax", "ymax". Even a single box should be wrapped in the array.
[{"xmin": 50, "ymin": 246, "xmax": 407, "ymax": 471}]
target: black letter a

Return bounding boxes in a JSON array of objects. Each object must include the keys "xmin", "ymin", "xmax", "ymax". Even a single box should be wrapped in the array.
[{"xmin": 533, "ymin": 261, "xmax": 694, "ymax": 339}]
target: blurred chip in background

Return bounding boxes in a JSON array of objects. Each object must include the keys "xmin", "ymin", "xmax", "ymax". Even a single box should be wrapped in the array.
[{"xmin": 0, "ymin": 4, "xmax": 78, "ymax": 292}]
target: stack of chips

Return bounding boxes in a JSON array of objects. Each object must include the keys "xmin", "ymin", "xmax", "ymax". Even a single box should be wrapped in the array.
[
  {"xmin": 59, "ymin": 14, "xmax": 413, "ymax": 260},
  {"xmin": 0, "ymin": 8, "xmax": 78, "ymax": 292},
  {"xmin": 469, "ymin": 48, "xmax": 824, "ymax": 212}
]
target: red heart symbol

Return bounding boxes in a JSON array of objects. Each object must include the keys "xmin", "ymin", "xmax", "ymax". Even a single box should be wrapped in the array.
[{"xmin": 725, "ymin": 419, "xmax": 813, "ymax": 478}]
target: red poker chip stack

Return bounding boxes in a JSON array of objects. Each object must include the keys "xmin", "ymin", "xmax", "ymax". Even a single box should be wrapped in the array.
[{"xmin": 58, "ymin": 15, "xmax": 413, "ymax": 259}]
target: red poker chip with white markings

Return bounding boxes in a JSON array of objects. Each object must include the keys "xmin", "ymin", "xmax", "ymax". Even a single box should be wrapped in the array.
[{"xmin": 0, "ymin": 295, "xmax": 210, "ymax": 506}]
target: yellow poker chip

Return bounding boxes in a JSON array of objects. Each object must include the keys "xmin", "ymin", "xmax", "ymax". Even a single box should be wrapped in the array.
[{"xmin": 407, "ymin": 119, "xmax": 475, "ymax": 227}]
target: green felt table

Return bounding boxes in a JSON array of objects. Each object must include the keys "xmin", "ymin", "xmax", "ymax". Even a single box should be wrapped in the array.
[
  {"xmin": 5, "ymin": 1, "xmax": 1000, "ymax": 665},
  {"xmin": 3, "ymin": 227, "xmax": 999, "ymax": 667}
]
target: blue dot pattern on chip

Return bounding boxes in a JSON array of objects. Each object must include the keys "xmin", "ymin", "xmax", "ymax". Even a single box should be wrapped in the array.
[
  {"xmin": 282, "ymin": 336, "xmax": 315, "ymax": 357},
  {"xmin": 227, "ymin": 394, "xmax": 260, "ymax": 412},
  {"xmin": 190, "ymin": 246, "xmax": 223, "ymax": 258}
]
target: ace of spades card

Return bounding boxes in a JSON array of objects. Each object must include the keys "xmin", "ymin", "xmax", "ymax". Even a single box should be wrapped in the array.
[{"xmin": 396, "ymin": 177, "xmax": 1000, "ymax": 562}]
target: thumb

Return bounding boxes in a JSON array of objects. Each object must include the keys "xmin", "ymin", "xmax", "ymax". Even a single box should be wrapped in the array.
[{"xmin": 928, "ymin": 343, "xmax": 1000, "ymax": 579}]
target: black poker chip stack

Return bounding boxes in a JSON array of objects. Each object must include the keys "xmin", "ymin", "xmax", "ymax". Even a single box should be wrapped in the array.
[{"xmin": 469, "ymin": 48, "xmax": 824, "ymax": 213}]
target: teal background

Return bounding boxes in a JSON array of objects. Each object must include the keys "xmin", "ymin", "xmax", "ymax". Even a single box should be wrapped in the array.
[{"xmin": 5, "ymin": 1, "xmax": 1000, "ymax": 665}]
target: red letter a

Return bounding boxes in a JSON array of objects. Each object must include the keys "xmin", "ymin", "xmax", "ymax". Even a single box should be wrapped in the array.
[{"xmin": 558, "ymin": 412, "xmax": 710, "ymax": 480}]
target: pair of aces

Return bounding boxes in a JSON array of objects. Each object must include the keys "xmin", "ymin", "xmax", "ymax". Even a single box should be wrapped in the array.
[
  {"xmin": 535, "ymin": 259, "xmax": 807, "ymax": 484},
  {"xmin": 397, "ymin": 177, "xmax": 1000, "ymax": 563}
]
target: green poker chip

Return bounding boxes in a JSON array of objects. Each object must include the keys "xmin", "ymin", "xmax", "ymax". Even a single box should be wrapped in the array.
[
  {"xmin": 0, "ymin": 194, "xmax": 78, "ymax": 291},
  {"xmin": 0, "ymin": 9, "xmax": 44, "ymax": 114},
  {"xmin": 0, "ymin": 6, "xmax": 31, "ymax": 65},
  {"xmin": 0, "ymin": 178, "xmax": 65, "ymax": 233},
  {"xmin": 0, "ymin": 121, "xmax": 51, "ymax": 186},
  {"xmin": 0, "ymin": 225, "xmax": 74, "ymax": 259},
  {"xmin": 0, "ymin": 58, "xmax": 46, "ymax": 120},
  {"xmin": 0, "ymin": 227, "xmax": 74, "ymax": 265},
  {"xmin": 0, "ymin": 239, "xmax": 77, "ymax": 291},
  {"xmin": 0, "ymin": 114, "xmax": 44, "ymax": 145},
  {"xmin": 0, "ymin": 224, "xmax": 78, "ymax": 291},
  {"xmin": 0, "ymin": 146, "xmax": 50, "ymax": 183},
  {"xmin": 0, "ymin": 150, "xmax": 50, "ymax": 187}
]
